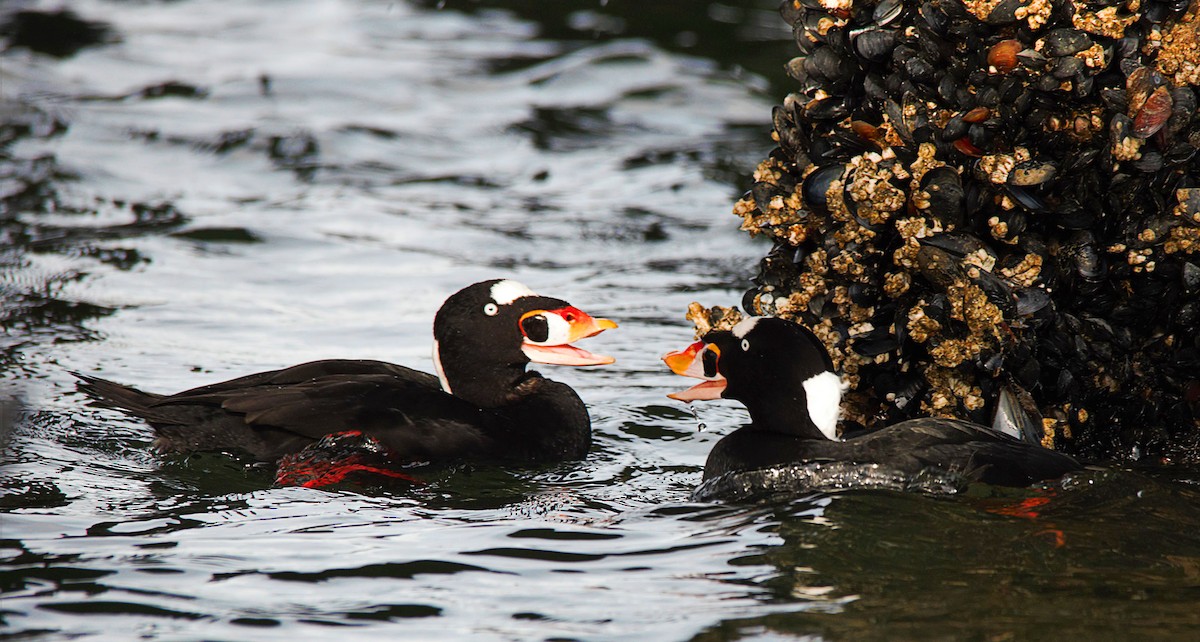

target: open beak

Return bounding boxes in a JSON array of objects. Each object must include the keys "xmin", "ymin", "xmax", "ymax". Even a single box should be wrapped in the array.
[
  {"xmin": 663, "ymin": 341, "xmax": 726, "ymax": 402},
  {"xmin": 520, "ymin": 306, "xmax": 618, "ymax": 366}
]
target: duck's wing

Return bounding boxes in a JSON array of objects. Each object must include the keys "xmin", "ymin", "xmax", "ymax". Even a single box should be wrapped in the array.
[
  {"xmin": 938, "ymin": 438, "xmax": 1082, "ymax": 486},
  {"xmin": 163, "ymin": 373, "xmax": 491, "ymax": 460},
  {"xmin": 79, "ymin": 360, "xmax": 488, "ymax": 461},
  {"xmin": 863, "ymin": 418, "xmax": 1082, "ymax": 485}
]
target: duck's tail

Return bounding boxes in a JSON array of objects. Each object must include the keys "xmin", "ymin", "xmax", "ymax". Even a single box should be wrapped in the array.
[{"xmin": 72, "ymin": 372, "xmax": 168, "ymax": 422}]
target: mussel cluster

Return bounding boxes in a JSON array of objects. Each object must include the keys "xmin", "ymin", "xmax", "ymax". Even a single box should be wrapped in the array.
[{"xmin": 733, "ymin": 0, "xmax": 1200, "ymax": 461}]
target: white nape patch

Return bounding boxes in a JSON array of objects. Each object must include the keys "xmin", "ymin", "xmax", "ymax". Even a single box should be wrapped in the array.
[
  {"xmin": 803, "ymin": 371, "xmax": 845, "ymax": 441},
  {"xmin": 432, "ymin": 340, "xmax": 452, "ymax": 393},
  {"xmin": 731, "ymin": 316, "xmax": 763, "ymax": 339},
  {"xmin": 490, "ymin": 280, "xmax": 537, "ymax": 305}
]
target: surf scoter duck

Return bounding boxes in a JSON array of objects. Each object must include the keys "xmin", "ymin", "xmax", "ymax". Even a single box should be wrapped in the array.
[
  {"xmin": 77, "ymin": 279, "xmax": 616, "ymax": 484},
  {"xmin": 663, "ymin": 316, "xmax": 1082, "ymax": 491}
]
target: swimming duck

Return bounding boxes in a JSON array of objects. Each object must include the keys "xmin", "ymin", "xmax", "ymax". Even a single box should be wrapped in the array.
[
  {"xmin": 664, "ymin": 316, "xmax": 1081, "ymax": 489},
  {"xmin": 77, "ymin": 279, "xmax": 617, "ymax": 477}
]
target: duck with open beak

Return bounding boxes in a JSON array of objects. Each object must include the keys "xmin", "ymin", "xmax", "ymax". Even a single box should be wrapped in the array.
[
  {"xmin": 520, "ymin": 306, "xmax": 618, "ymax": 366},
  {"xmin": 662, "ymin": 340, "xmax": 726, "ymax": 401},
  {"xmin": 76, "ymin": 279, "xmax": 618, "ymax": 487},
  {"xmin": 662, "ymin": 315, "xmax": 1082, "ymax": 491}
]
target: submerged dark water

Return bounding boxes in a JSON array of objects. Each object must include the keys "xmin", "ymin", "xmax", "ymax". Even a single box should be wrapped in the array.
[{"xmin": 4, "ymin": 1, "xmax": 1200, "ymax": 639}]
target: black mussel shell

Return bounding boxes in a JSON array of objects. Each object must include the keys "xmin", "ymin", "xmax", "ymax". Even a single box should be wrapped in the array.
[
  {"xmin": 849, "ymin": 317, "xmax": 900, "ymax": 355},
  {"xmin": 804, "ymin": 45, "xmax": 855, "ymax": 83},
  {"xmin": 874, "ymin": 0, "xmax": 905, "ymax": 25},
  {"xmin": 942, "ymin": 114, "xmax": 968, "ymax": 141},
  {"xmin": 1167, "ymin": 87, "xmax": 1197, "ymax": 137},
  {"xmin": 1005, "ymin": 185, "xmax": 1046, "ymax": 211},
  {"xmin": 1101, "ymin": 87, "xmax": 1128, "ymax": 113},
  {"xmin": 1014, "ymin": 285, "xmax": 1052, "ymax": 316},
  {"xmin": 1040, "ymin": 29, "xmax": 1093, "ymax": 57},
  {"xmin": 1049, "ymin": 56, "xmax": 1084, "ymax": 80},
  {"xmin": 1061, "ymin": 231, "xmax": 1106, "ymax": 284},
  {"xmin": 779, "ymin": 0, "xmax": 804, "ymax": 26},
  {"xmin": 801, "ymin": 164, "xmax": 846, "ymax": 216},
  {"xmin": 1132, "ymin": 151, "xmax": 1164, "ymax": 173},
  {"xmin": 1063, "ymin": 147, "xmax": 1101, "ymax": 173},
  {"xmin": 992, "ymin": 383, "xmax": 1045, "ymax": 444},
  {"xmin": 852, "ymin": 26, "xmax": 899, "ymax": 62},
  {"xmin": 1015, "ymin": 48, "xmax": 1048, "ymax": 69},
  {"xmin": 915, "ymin": 245, "xmax": 968, "ymax": 289},
  {"xmin": 805, "ymin": 96, "xmax": 852, "ymax": 120},
  {"xmin": 918, "ymin": 231, "xmax": 989, "ymax": 257},
  {"xmin": 983, "ymin": 0, "xmax": 1025, "ymax": 24},
  {"xmin": 918, "ymin": 166, "xmax": 966, "ymax": 228}
]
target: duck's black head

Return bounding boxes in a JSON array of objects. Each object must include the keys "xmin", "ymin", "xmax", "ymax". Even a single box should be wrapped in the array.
[
  {"xmin": 433, "ymin": 279, "xmax": 617, "ymax": 407},
  {"xmin": 663, "ymin": 316, "xmax": 842, "ymax": 440}
]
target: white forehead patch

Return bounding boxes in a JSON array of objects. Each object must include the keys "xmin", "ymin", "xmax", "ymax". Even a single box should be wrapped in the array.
[
  {"xmin": 490, "ymin": 280, "xmax": 537, "ymax": 305},
  {"xmin": 731, "ymin": 316, "xmax": 764, "ymax": 339},
  {"xmin": 803, "ymin": 371, "xmax": 845, "ymax": 441}
]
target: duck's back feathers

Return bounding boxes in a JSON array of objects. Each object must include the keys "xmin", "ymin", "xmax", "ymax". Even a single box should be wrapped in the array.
[
  {"xmin": 854, "ymin": 418, "xmax": 1081, "ymax": 486},
  {"xmin": 704, "ymin": 417, "xmax": 1081, "ymax": 487}
]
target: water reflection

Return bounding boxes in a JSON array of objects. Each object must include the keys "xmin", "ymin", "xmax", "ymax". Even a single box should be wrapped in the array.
[{"xmin": 694, "ymin": 468, "xmax": 1200, "ymax": 639}]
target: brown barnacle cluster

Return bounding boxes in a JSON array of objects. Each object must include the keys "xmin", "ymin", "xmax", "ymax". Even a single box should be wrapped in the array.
[
  {"xmin": 1072, "ymin": 1, "xmax": 1140, "ymax": 39},
  {"xmin": 735, "ymin": 0, "xmax": 1200, "ymax": 461},
  {"xmin": 735, "ymin": 158, "xmax": 813, "ymax": 245},
  {"xmin": 1164, "ymin": 224, "xmax": 1200, "ymax": 253},
  {"xmin": 1157, "ymin": 1, "xmax": 1200, "ymax": 84},
  {"xmin": 922, "ymin": 365, "xmax": 987, "ymax": 415},
  {"xmin": 999, "ymin": 252, "xmax": 1044, "ymax": 286},
  {"xmin": 685, "ymin": 302, "xmax": 744, "ymax": 338}
]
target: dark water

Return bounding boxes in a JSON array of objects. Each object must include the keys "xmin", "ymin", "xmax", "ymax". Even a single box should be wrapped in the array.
[{"xmin": 3, "ymin": 1, "xmax": 1200, "ymax": 639}]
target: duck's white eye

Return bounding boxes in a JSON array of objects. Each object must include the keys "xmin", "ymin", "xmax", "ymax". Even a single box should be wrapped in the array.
[
  {"xmin": 741, "ymin": 339, "xmax": 750, "ymax": 351},
  {"xmin": 483, "ymin": 302, "xmax": 499, "ymax": 316}
]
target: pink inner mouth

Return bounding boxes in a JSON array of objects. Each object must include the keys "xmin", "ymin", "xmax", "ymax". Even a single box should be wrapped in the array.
[
  {"xmin": 667, "ymin": 378, "xmax": 726, "ymax": 402},
  {"xmin": 522, "ymin": 343, "xmax": 615, "ymax": 366}
]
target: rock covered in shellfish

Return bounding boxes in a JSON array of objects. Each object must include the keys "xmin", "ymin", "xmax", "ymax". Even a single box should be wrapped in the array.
[{"xmin": 732, "ymin": 0, "xmax": 1200, "ymax": 462}]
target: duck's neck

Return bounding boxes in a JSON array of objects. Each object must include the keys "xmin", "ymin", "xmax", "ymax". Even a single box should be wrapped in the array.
[
  {"xmin": 745, "ymin": 402, "xmax": 830, "ymax": 440},
  {"xmin": 458, "ymin": 365, "xmax": 532, "ymax": 408},
  {"xmin": 434, "ymin": 343, "xmax": 529, "ymax": 408},
  {"xmin": 741, "ymin": 371, "xmax": 842, "ymax": 441}
]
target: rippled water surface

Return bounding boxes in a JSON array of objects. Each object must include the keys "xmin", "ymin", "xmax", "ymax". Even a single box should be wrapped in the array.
[{"xmin": 4, "ymin": 1, "xmax": 1200, "ymax": 639}]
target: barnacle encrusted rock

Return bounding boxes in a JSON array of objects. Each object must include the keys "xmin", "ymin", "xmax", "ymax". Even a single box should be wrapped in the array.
[{"xmin": 730, "ymin": 0, "xmax": 1200, "ymax": 462}]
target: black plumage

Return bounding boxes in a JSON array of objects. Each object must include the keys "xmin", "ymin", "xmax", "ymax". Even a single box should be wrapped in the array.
[
  {"xmin": 666, "ymin": 316, "xmax": 1081, "ymax": 489},
  {"xmin": 76, "ymin": 279, "xmax": 615, "ymax": 469}
]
